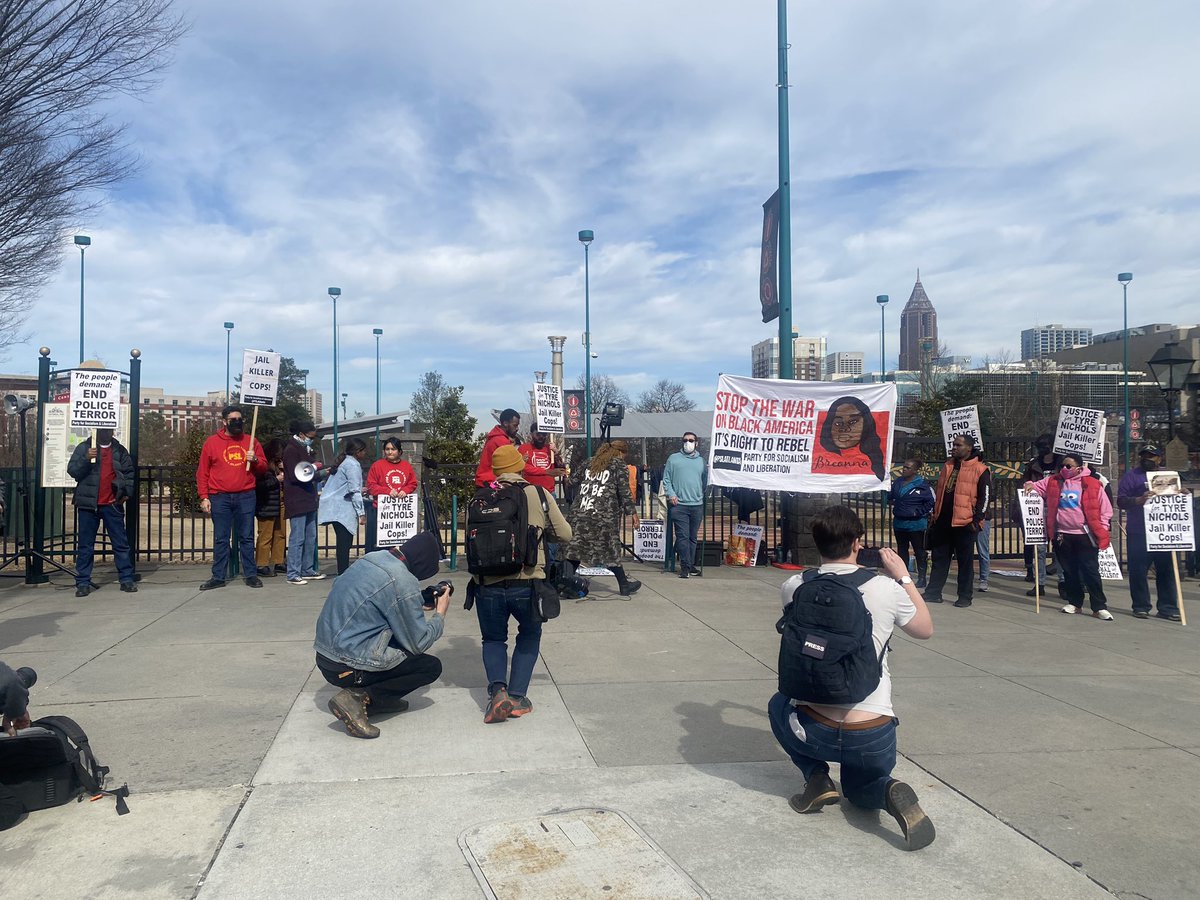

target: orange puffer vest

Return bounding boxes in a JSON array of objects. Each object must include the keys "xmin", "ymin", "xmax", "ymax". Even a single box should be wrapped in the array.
[{"xmin": 932, "ymin": 456, "xmax": 987, "ymax": 527}]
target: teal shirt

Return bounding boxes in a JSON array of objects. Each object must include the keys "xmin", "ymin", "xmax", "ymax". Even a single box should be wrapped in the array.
[{"xmin": 662, "ymin": 451, "xmax": 707, "ymax": 505}]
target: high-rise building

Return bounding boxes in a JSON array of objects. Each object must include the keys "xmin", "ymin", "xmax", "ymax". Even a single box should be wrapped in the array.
[
  {"xmin": 750, "ymin": 334, "xmax": 826, "ymax": 380},
  {"xmin": 303, "ymin": 388, "xmax": 324, "ymax": 423},
  {"xmin": 824, "ymin": 351, "xmax": 865, "ymax": 377},
  {"xmin": 1021, "ymin": 325, "xmax": 1092, "ymax": 360},
  {"xmin": 898, "ymin": 273, "xmax": 938, "ymax": 371}
]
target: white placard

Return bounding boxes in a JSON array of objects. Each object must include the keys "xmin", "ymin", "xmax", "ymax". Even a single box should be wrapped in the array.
[
  {"xmin": 725, "ymin": 523, "xmax": 765, "ymax": 567},
  {"xmin": 240, "ymin": 350, "xmax": 282, "ymax": 407},
  {"xmin": 1053, "ymin": 406, "xmax": 1106, "ymax": 464},
  {"xmin": 1017, "ymin": 492, "xmax": 1046, "ymax": 545},
  {"xmin": 1144, "ymin": 493, "xmax": 1195, "ymax": 552},
  {"xmin": 41, "ymin": 402, "xmax": 130, "ymax": 488},
  {"xmin": 375, "ymin": 493, "xmax": 419, "ymax": 547},
  {"xmin": 633, "ymin": 518, "xmax": 666, "ymax": 562},
  {"xmin": 69, "ymin": 369, "xmax": 121, "ymax": 428},
  {"xmin": 709, "ymin": 375, "xmax": 897, "ymax": 493},
  {"xmin": 939, "ymin": 405, "xmax": 981, "ymax": 458},
  {"xmin": 1098, "ymin": 546, "xmax": 1123, "ymax": 580},
  {"xmin": 576, "ymin": 566, "xmax": 614, "ymax": 577},
  {"xmin": 533, "ymin": 383, "xmax": 565, "ymax": 434}
]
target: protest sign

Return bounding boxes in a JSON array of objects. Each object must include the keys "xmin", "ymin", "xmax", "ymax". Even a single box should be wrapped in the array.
[
  {"xmin": 375, "ymin": 494, "xmax": 419, "ymax": 547},
  {"xmin": 69, "ymin": 370, "xmax": 120, "ymax": 429},
  {"xmin": 1017, "ymin": 492, "xmax": 1046, "ymax": 545},
  {"xmin": 1149, "ymin": 471, "xmax": 1183, "ymax": 496},
  {"xmin": 939, "ymin": 405, "xmax": 981, "ymax": 458},
  {"xmin": 41, "ymin": 402, "xmax": 130, "ymax": 488},
  {"xmin": 1144, "ymin": 492, "xmax": 1195, "ymax": 552},
  {"xmin": 633, "ymin": 519, "xmax": 666, "ymax": 562},
  {"xmin": 240, "ymin": 350, "xmax": 281, "ymax": 407},
  {"xmin": 533, "ymin": 383, "xmax": 565, "ymax": 434},
  {"xmin": 709, "ymin": 375, "xmax": 895, "ymax": 493},
  {"xmin": 1098, "ymin": 546, "xmax": 1123, "ymax": 581},
  {"xmin": 724, "ymin": 523, "xmax": 764, "ymax": 567},
  {"xmin": 1053, "ymin": 406, "xmax": 1106, "ymax": 463}
]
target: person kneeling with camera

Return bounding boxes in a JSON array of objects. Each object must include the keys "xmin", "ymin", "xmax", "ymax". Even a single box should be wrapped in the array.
[
  {"xmin": 314, "ymin": 531, "xmax": 449, "ymax": 739},
  {"xmin": 1, "ymin": 662, "xmax": 35, "ymax": 829}
]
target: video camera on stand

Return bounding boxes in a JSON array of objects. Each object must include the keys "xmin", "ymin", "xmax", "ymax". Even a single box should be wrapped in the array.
[{"xmin": 598, "ymin": 402, "xmax": 624, "ymax": 444}]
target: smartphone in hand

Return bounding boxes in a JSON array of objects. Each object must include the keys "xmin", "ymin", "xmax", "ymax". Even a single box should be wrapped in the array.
[{"xmin": 856, "ymin": 547, "xmax": 884, "ymax": 569}]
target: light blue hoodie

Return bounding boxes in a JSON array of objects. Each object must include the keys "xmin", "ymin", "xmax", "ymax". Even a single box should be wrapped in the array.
[{"xmin": 662, "ymin": 450, "xmax": 708, "ymax": 505}]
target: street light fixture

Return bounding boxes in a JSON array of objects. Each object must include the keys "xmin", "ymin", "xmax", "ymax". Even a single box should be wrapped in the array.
[
  {"xmin": 328, "ymin": 287, "xmax": 341, "ymax": 446},
  {"xmin": 1147, "ymin": 341, "xmax": 1195, "ymax": 444},
  {"xmin": 74, "ymin": 235, "xmax": 91, "ymax": 364},
  {"xmin": 223, "ymin": 322, "xmax": 234, "ymax": 401},
  {"xmin": 876, "ymin": 294, "xmax": 889, "ymax": 382},
  {"xmin": 341, "ymin": 392, "xmax": 348, "ymax": 419},
  {"xmin": 372, "ymin": 327, "xmax": 383, "ymax": 451},
  {"xmin": 1118, "ymin": 272, "xmax": 1133, "ymax": 469},
  {"xmin": 578, "ymin": 229, "xmax": 594, "ymax": 457}
]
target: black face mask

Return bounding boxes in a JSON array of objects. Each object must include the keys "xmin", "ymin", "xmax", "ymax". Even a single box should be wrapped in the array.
[{"xmin": 226, "ymin": 420, "xmax": 244, "ymax": 436}]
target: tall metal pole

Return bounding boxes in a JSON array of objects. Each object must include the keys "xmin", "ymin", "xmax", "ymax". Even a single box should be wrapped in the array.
[
  {"xmin": 579, "ymin": 231, "xmax": 594, "ymax": 456},
  {"xmin": 75, "ymin": 236, "xmax": 90, "ymax": 364},
  {"xmin": 224, "ymin": 322, "xmax": 234, "ymax": 400},
  {"xmin": 876, "ymin": 295, "xmax": 889, "ymax": 382},
  {"xmin": 1119, "ymin": 273, "xmax": 1133, "ymax": 469},
  {"xmin": 373, "ymin": 328, "xmax": 382, "ymax": 415},
  {"xmin": 329, "ymin": 287, "xmax": 341, "ymax": 446},
  {"xmin": 776, "ymin": 0, "xmax": 794, "ymax": 379}
]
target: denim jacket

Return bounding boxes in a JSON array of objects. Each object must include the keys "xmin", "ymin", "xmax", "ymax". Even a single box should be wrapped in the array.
[
  {"xmin": 314, "ymin": 550, "xmax": 444, "ymax": 671},
  {"xmin": 318, "ymin": 458, "xmax": 365, "ymax": 533}
]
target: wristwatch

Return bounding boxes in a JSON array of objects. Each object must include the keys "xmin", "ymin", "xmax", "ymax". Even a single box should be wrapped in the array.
[{"xmin": 897, "ymin": 575, "xmax": 913, "ymax": 586}]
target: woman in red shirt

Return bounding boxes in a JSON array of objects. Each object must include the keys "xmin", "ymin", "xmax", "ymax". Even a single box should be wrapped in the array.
[{"xmin": 365, "ymin": 437, "xmax": 418, "ymax": 551}]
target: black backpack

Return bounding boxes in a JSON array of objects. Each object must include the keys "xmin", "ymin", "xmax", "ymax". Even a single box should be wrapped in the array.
[
  {"xmin": 466, "ymin": 482, "xmax": 543, "ymax": 577},
  {"xmin": 776, "ymin": 569, "xmax": 887, "ymax": 705},
  {"xmin": 0, "ymin": 715, "xmax": 129, "ymax": 817}
]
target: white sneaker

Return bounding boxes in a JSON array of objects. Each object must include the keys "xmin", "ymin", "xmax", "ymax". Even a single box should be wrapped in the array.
[
  {"xmin": 1092, "ymin": 609, "xmax": 1114, "ymax": 621},
  {"xmin": 287, "ymin": 577, "xmax": 308, "ymax": 586},
  {"xmin": 304, "ymin": 573, "xmax": 327, "ymax": 581},
  {"xmin": 1061, "ymin": 604, "xmax": 1078, "ymax": 614}
]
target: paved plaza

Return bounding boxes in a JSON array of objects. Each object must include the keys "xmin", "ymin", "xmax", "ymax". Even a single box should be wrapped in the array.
[{"xmin": 1, "ymin": 557, "xmax": 1197, "ymax": 899}]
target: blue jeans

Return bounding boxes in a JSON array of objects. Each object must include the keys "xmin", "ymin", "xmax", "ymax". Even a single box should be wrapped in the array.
[
  {"xmin": 211, "ymin": 490, "xmax": 256, "ymax": 581},
  {"xmin": 975, "ymin": 519, "xmax": 991, "ymax": 584},
  {"xmin": 669, "ymin": 503, "xmax": 703, "ymax": 570},
  {"xmin": 287, "ymin": 511, "xmax": 318, "ymax": 579},
  {"xmin": 76, "ymin": 504, "xmax": 134, "ymax": 587},
  {"xmin": 1127, "ymin": 534, "xmax": 1179, "ymax": 615},
  {"xmin": 475, "ymin": 582, "xmax": 542, "ymax": 698},
  {"xmin": 768, "ymin": 692, "xmax": 897, "ymax": 810}
]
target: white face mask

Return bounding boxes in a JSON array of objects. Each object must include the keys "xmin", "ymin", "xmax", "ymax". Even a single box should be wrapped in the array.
[{"xmin": 683, "ymin": 440, "xmax": 696, "ymax": 453}]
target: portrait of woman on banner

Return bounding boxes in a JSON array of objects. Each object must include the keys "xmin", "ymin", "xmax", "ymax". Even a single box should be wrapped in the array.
[{"xmin": 811, "ymin": 395, "xmax": 888, "ymax": 481}]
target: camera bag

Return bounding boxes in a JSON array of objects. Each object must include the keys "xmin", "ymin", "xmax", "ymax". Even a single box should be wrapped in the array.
[{"xmin": 0, "ymin": 715, "xmax": 129, "ymax": 816}]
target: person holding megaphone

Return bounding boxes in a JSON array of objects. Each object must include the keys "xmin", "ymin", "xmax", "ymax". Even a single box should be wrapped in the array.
[{"xmin": 282, "ymin": 420, "xmax": 325, "ymax": 585}]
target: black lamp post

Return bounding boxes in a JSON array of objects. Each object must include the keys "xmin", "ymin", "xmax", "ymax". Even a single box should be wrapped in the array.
[{"xmin": 1147, "ymin": 341, "xmax": 1196, "ymax": 444}]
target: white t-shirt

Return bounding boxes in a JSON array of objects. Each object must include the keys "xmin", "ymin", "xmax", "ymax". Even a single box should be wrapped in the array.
[{"xmin": 779, "ymin": 563, "xmax": 916, "ymax": 717}]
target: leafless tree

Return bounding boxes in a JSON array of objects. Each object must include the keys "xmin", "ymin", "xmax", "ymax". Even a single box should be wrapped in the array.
[
  {"xmin": 574, "ymin": 372, "xmax": 630, "ymax": 412},
  {"xmin": 0, "ymin": 0, "xmax": 187, "ymax": 353},
  {"xmin": 635, "ymin": 378, "xmax": 695, "ymax": 413}
]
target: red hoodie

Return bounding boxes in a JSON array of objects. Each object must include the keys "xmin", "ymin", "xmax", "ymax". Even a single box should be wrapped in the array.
[
  {"xmin": 475, "ymin": 424, "xmax": 516, "ymax": 487},
  {"xmin": 518, "ymin": 441, "xmax": 559, "ymax": 491},
  {"xmin": 196, "ymin": 430, "xmax": 268, "ymax": 498},
  {"xmin": 367, "ymin": 458, "xmax": 418, "ymax": 506}
]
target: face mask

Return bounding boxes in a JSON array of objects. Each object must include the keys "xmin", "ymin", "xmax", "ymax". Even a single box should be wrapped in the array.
[
  {"xmin": 226, "ymin": 420, "xmax": 244, "ymax": 436},
  {"xmin": 299, "ymin": 436, "xmax": 313, "ymax": 447},
  {"xmin": 683, "ymin": 440, "xmax": 696, "ymax": 453},
  {"xmin": 532, "ymin": 437, "xmax": 546, "ymax": 448}
]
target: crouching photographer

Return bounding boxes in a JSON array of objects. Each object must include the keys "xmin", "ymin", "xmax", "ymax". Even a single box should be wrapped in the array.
[
  {"xmin": 314, "ymin": 531, "xmax": 450, "ymax": 739},
  {"xmin": 1, "ymin": 662, "xmax": 36, "ymax": 830}
]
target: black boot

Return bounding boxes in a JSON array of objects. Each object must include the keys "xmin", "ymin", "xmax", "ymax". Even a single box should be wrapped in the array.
[
  {"xmin": 915, "ymin": 563, "xmax": 927, "ymax": 590},
  {"xmin": 612, "ymin": 565, "xmax": 641, "ymax": 598}
]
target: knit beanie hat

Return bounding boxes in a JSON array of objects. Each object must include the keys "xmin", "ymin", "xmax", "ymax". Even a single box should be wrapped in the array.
[
  {"xmin": 492, "ymin": 444, "xmax": 525, "ymax": 475},
  {"xmin": 396, "ymin": 531, "xmax": 441, "ymax": 581}
]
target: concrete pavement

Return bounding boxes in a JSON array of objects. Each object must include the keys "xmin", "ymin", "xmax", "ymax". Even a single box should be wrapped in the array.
[{"xmin": 1, "ymin": 558, "xmax": 1197, "ymax": 899}]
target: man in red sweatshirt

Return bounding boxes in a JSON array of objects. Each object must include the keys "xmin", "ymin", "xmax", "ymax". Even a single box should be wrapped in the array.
[
  {"xmin": 518, "ymin": 428, "xmax": 567, "ymax": 492},
  {"xmin": 196, "ymin": 405, "xmax": 269, "ymax": 590},
  {"xmin": 475, "ymin": 408, "xmax": 522, "ymax": 487}
]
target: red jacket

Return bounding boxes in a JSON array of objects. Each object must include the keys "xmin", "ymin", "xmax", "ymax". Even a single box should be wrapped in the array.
[
  {"xmin": 475, "ymin": 425, "xmax": 516, "ymax": 486},
  {"xmin": 367, "ymin": 458, "xmax": 417, "ymax": 506},
  {"xmin": 1043, "ymin": 470, "xmax": 1111, "ymax": 551},
  {"xmin": 518, "ymin": 441, "xmax": 559, "ymax": 491},
  {"xmin": 196, "ymin": 430, "xmax": 268, "ymax": 498}
]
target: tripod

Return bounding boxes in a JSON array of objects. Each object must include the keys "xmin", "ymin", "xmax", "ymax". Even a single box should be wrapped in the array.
[{"xmin": 0, "ymin": 405, "xmax": 79, "ymax": 581}]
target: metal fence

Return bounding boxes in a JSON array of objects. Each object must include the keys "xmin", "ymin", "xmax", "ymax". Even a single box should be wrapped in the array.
[{"xmin": 0, "ymin": 442, "xmax": 1135, "ymax": 572}]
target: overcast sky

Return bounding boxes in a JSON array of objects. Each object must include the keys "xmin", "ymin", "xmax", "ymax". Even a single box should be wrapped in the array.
[{"xmin": 16, "ymin": 1, "xmax": 1200, "ymax": 431}]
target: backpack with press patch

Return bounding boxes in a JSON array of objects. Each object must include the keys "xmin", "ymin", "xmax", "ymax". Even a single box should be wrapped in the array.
[
  {"xmin": 0, "ymin": 715, "xmax": 129, "ymax": 818},
  {"xmin": 465, "ymin": 481, "xmax": 538, "ymax": 577},
  {"xmin": 775, "ymin": 568, "xmax": 887, "ymax": 705}
]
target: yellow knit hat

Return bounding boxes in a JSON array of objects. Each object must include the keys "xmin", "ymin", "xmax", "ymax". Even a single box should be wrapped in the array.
[{"xmin": 491, "ymin": 444, "xmax": 525, "ymax": 475}]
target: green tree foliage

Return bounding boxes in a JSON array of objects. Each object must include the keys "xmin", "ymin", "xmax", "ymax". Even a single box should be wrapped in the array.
[
  {"xmin": 137, "ymin": 411, "xmax": 178, "ymax": 464},
  {"xmin": 410, "ymin": 371, "xmax": 480, "ymax": 522},
  {"xmin": 171, "ymin": 425, "xmax": 209, "ymax": 513},
  {"xmin": 233, "ymin": 355, "xmax": 311, "ymax": 448}
]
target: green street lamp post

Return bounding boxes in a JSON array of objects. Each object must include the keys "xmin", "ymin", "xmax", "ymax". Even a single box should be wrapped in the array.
[
  {"xmin": 1147, "ymin": 341, "xmax": 1196, "ymax": 445},
  {"xmin": 1118, "ymin": 272, "xmax": 1133, "ymax": 468},
  {"xmin": 579, "ymin": 230, "xmax": 594, "ymax": 457},
  {"xmin": 876, "ymin": 295, "xmax": 889, "ymax": 382},
  {"xmin": 224, "ymin": 322, "xmax": 234, "ymax": 401},
  {"xmin": 74, "ymin": 235, "xmax": 91, "ymax": 364},
  {"xmin": 329, "ymin": 287, "xmax": 341, "ymax": 446}
]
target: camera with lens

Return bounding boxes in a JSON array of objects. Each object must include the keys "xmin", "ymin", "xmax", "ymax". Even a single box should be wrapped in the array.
[{"xmin": 421, "ymin": 580, "xmax": 454, "ymax": 610}]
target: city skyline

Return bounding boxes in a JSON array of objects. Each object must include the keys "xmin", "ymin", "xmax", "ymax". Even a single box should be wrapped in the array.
[{"xmin": 9, "ymin": 1, "xmax": 1200, "ymax": 430}]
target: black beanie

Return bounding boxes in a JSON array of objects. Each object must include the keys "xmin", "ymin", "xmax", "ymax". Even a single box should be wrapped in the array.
[{"xmin": 397, "ymin": 531, "xmax": 441, "ymax": 581}]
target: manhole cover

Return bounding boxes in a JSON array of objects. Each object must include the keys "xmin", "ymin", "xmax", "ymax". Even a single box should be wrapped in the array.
[{"xmin": 459, "ymin": 806, "xmax": 707, "ymax": 899}]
